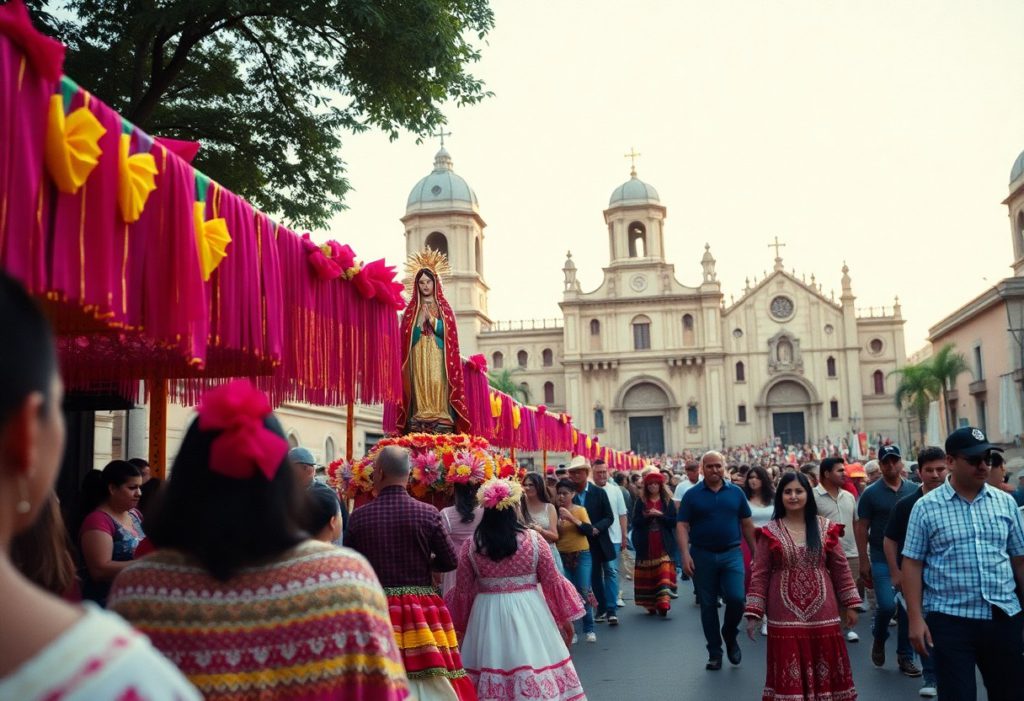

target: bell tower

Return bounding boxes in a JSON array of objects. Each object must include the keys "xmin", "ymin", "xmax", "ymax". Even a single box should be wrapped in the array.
[
  {"xmin": 402, "ymin": 143, "xmax": 490, "ymax": 353},
  {"xmin": 604, "ymin": 152, "xmax": 667, "ymax": 266}
]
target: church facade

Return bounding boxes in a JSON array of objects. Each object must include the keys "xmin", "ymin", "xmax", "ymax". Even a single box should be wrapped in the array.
[{"xmin": 405, "ymin": 148, "xmax": 907, "ymax": 455}]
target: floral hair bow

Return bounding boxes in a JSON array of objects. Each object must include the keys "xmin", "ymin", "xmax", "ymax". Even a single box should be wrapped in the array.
[
  {"xmin": 197, "ymin": 380, "xmax": 289, "ymax": 481},
  {"xmin": 477, "ymin": 477, "xmax": 523, "ymax": 511}
]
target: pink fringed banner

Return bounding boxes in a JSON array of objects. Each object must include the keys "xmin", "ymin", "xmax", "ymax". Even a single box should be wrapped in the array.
[{"xmin": 462, "ymin": 354, "xmax": 494, "ymax": 440}]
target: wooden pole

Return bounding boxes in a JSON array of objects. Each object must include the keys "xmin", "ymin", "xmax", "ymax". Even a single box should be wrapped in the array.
[
  {"xmin": 542, "ymin": 449, "xmax": 548, "ymax": 471},
  {"xmin": 148, "ymin": 379, "xmax": 168, "ymax": 479},
  {"xmin": 346, "ymin": 400, "xmax": 355, "ymax": 462}
]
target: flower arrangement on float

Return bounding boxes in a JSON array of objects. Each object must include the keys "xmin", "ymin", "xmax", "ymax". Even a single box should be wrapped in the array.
[{"xmin": 327, "ymin": 432, "xmax": 523, "ymax": 500}]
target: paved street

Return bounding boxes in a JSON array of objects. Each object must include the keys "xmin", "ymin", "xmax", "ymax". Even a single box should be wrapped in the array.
[{"xmin": 572, "ymin": 575, "xmax": 946, "ymax": 701}]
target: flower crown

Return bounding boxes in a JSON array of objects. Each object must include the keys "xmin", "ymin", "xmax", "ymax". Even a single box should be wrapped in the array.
[
  {"xmin": 477, "ymin": 477, "xmax": 523, "ymax": 511},
  {"xmin": 447, "ymin": 450, "xmax": 487, "ymax": 485}
]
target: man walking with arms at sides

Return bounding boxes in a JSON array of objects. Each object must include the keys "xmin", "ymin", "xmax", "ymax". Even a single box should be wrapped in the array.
[
  {"xmin": 813, "ymin": 457, "xmax": 863, "ymax": 642},
  {"xmin": 856, "ymin": 444, "xmax": 921, "ymax": 677},
  {"xmin": 566, "ymin": 455, "xmax": 615, "ymax": 642},
  {"xmin": 672, "ymin": 460, "xmax": 702, "ymax": 581},
  {"xmin": 345, "ymin": 446, "xmax": 476, "ymax": 701},
  {"xmin": 592, "ymin": 460, "xmax": 628, "ymax": 625},
  {"xmin": 882, "ymin": 447, "xmax": 947, "ymax": 698},
  {"xmin": 903, "ymin": 428, "xmax": 1024, "ymax": 701},
  {"xmin": 677, "ymin": 451, "xmax": 755, "ymax": 671}
]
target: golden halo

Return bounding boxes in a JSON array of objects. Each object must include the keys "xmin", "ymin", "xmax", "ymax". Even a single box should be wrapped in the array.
[{"xmin": 405, "ymin": 247, "xmax": 452, "ymax": 281}]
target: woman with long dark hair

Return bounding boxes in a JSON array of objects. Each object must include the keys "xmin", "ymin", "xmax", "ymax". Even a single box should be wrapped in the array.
[
  {"xmin": 741, "ymin": 464, "xmax": 776, "ymax": 621},
  {"xmin": 79, "ymin": 460, "xmax": 144, "ymax": 607},
  {"xmin": 744, "ymin": 472, "xmax": 861, "ymax": 700},
  {"xmin": 522, "ymin": 472, "xmax": 563, "ymax": 575},
  {"xmin": 108, "ymin": 381, "xmax": 409, "ymax": 701},
  {"xmin": 630, "ymin": 471, "xmax": 678, "ymax": 616},
  {"xmin": 446, "ymin": 478, "xmax": 585, "ymax": 700},
  {"xmin": 440, "ymin": 477, "xmax": 483, "ymax": 595}
]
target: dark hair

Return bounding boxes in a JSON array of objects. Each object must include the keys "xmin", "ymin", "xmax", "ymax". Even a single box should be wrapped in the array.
[
  {"xmin": 990, "ymin": 451, "xmax": 1005, "ymax": 468},
  {"xmin": 522, "ymin": 472, "xmax": 551, "ymax": 504},
  {"xmin": 819, "ymin": 457, "xmax": 845, "ymax": 476},
  {"xmin": 453, "ymin": 483, "xmax": 479, "ymax": 523},
  {"xmin": 555, "ymin": 478, "xmax": 576, "ymax": 494},
  {"xmin": 11, "ymin": 492, "xmax": 76, "ymax": 596},
  {"xmin": 80, "ymin": 460, "xmax": 142, "ymax": 515},
  {"xmin": 613, "ymin": 472, "xmax": 626, "ymax": 486},
  {"xmin": 743, "ymin": 465, "xmax": 774, "ymax": 505},
  {"xmin": 0, "ymin": 273, "xmax": 57, "ymax": 427},
  {"xmin": 916, "ymin": 446, "xmax": 946, "ymax": 466},
  {"xmin": 303, "ymin": 482, "xmax": 342, "ymax": 535},
  {"xmin": 474, "ymin": 507, "xmax": 525, "ymax": 561},
  {"xmin": 145, "ymin": 415, "xmax": 304, "ymax": 580},
  {"xmin": 127, "ymin": 457, "xmax": 150, "ymax": 470},
  {"xmin": 772, "ymin": 472, "xmax": 821, "ymax": 552}
]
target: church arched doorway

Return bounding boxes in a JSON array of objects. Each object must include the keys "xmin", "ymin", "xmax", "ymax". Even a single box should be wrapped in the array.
[
  {"xmin": 622, "ymin": 382, "xmax": 670, "ymax": 455},
  {"xmin": 765, "ymin": 380, "xmax": 812, "ymax": 446}
]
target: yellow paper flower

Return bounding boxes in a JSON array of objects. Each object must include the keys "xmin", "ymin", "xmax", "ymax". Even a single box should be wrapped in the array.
[
  {"xmin": 511, "ymin": 405, "xmax": 521, "ymax": 430},
  {"xmin": 491, "ymin": 393, "xmax": 502, "ymax": 418},
  {"xmin": 118, "ymin": 133, "xmax": 158, "ymax": 223},
  {"xmin": 192, "ymin": 202, "xmax": 231, "ymax": 281},
  {"xmin": 45, "ymin": 95, "xmax": 105, "ymax": 194}
]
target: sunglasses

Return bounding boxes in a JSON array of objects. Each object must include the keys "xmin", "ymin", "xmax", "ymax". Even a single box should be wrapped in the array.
[{"xmin": 959, "ymin": 454, "xmax": 994, "ymax": 467}]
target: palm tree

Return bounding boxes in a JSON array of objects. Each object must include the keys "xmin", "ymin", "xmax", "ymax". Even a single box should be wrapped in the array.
[
  {"xmin": 890, "ymin": 362, "xmax": 941, "ymax": 448},
  {"xmin": 487, "ymin": 368, "xmax": 531, "ymax": 404},
  {"xmin": 929, "ymin": 343, "xmax": 972, "ymax": 433}
]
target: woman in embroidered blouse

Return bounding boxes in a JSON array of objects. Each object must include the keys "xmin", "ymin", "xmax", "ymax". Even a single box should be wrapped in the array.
[
  {"xmin": 108, "ymin": 381, "xmax": 409, "ymax": 701},
  {"xmin": 629, "ymin": 470, "xmax": 678, "ymax": 616},
  {"xmin": 79, "ymin": 460, "xmax": 144, "ymax": 607},
  {"xmin": 744, "ymin": 472, "xmax": 861, "ymax": 701},
  {"xmin": 0, "ymin": 271, "xmax": 197, "ymax": 701},
  {"xmin": 446, "ymin": 478, "xmax": 585, "ymax": 701}
]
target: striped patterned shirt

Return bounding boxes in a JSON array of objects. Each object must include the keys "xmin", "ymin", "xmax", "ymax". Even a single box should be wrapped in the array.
[{"xmin": 902, "ymin": 479, "xmax": 1024, "ymax": 620}]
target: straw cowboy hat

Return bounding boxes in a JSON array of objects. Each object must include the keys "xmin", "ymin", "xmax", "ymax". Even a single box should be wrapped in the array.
[{"xmin": 567, "ymin": 455, "xmax": 591, "ymax": 472}]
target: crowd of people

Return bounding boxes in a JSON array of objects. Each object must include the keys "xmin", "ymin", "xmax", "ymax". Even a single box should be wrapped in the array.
[{"xmin": 1, "ymin": 268, "xmax": 1023, "ymax": 701}]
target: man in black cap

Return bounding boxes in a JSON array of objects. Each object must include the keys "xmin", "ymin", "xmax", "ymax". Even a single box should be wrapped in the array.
[{"xmin": 902, "ymin": 427, "xmax": 1024, "ymax": 701}]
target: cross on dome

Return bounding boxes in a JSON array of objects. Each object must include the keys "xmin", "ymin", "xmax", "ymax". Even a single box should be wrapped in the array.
[
  {"xmin": 624, "ymin": 147, "xmax": 641, "ymax": 177},
  {"xmin": 768, "ymin": 236, "xmax": 786, "ymax": 271},
  {"xmin": 433, "ymin": 128, "xmax": 452, "ymax": 147}
]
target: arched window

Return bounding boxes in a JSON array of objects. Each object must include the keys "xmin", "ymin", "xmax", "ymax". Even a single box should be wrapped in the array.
[
  {"xmin": 687, "ymin": 404, "xmax": 699, "ymax": 427},
  {"xmin": 737, "ymin": 404, "xmax": 747, "ymax": 423},
  {"xmin": 627, "ymin": 221, "xmax": 647, "ymax": 257},
  {"xmin": 827, "ymin": 356, "xmax": 837, "ymax": 378},
  {"xmin": 287, "ymin": 432, "xmax": 299, "ymax": 449},
  {"xmin": 589, "ymin": 319, "xmax": 601, "ymax": 351},
  {"xmin": 735, "ymin": 361, "xmax": 745, "ymax": 382},
  {"xmin": 518, "ymin": 382, "xmax": 531, "ymax": 403},
  {"xmin": 425, "ymin": 231, "xmax": 449, "ymax": 259},
  {"xmin": 594, "ymin": 407, "xmax": 605, "ymax": 430},
  {"xmin": 542, "ymin": 348, "xmax": 553, "ymax": 367},
  {"xmin": 543, "ymin": 381, "xmax": 555, "ymax": 404},
  {"xmin": 474, "ymin": 237, "xmax": 482, "ymax": 275},
  {"xmin": 1018, "ymin": 211, "xmax": 1024, "ymax": 247},
  {"xmin": 682, "ymin": 314, "xmax": 695, "ymax": 346},
  {"xmin": 829, "ymin": 399, "xmax": 840, "ymax": 419},
  {"xmin": 492, "ymin": 351, "xmax": 504, "ymax": 369},
  {"xmin": 517, "ymin": 350, "xmax": 528, "ymax": 368},
  {"xmin": 872, "ymin": 370, "xmax": 885, "ymax": 395},
  {"xmin": 632, "ymin": 314, "xmax": 651, "ymax": 350},
  {"xmin": 324, "ymin": 436, "xmax": 336, "ymax": 464}
]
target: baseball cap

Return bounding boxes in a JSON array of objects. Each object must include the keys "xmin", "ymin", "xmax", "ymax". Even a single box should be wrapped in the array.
[
  {"xmin": 945, "ymin": 427, "xmax": 1002, "ymax": 458},
  {"xmin": 288, "ymin": 447, "xmax": 316, "ymax": 466},
  {"xmin": 877, "ymin": 445, "xmax": 901, "ymax": 462}
]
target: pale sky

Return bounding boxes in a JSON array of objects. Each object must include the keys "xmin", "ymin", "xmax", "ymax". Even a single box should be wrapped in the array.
[{"xmin": 325, "ymin": 0, "xmax": 1024, "ymax": 353}]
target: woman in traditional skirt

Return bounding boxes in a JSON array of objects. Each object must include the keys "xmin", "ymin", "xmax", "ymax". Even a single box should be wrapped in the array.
[
  {"xmin": 744, "ymin": 472, "xmax": 861, "ymax": 701},
  {"xmin": 446, "ymin": 478, "xmax": 586, "ymax": 701},
  {"xmin": 629, "ymin": 470, "xmax": 678, "ymax": 616}
]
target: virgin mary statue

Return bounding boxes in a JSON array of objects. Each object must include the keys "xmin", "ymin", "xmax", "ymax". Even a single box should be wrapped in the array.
[{"xmin": 397, "ymin": 249, "xmax": 471, "ymax": 434}]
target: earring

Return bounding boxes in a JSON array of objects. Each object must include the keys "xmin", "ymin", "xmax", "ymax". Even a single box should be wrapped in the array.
[{"xmin": 15, "ymin": 479, "xmax": 31, "ymax": 514}]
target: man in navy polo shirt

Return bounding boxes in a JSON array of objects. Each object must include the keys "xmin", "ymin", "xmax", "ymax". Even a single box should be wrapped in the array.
[{"xmin": 677, "ymin": 450, "xmax": 755, "ymax": 671}]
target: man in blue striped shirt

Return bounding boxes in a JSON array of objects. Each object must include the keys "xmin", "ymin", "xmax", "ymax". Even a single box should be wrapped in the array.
[{"xmin": 902, "ymin": 427, "xmax": 1024, "ymax": 701}]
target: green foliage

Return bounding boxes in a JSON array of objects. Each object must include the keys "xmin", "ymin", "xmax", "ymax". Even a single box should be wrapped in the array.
[
  {"xmin": 28, "ymin": 0, "xmax": 494, "ymax": 228},
  {"xmin": 890, "ymin": 362, "xmax": 941, "ymax": 445},
  {"xmin": 487, "ymin": 368, "xmax": 530, "ymax": 404},
  {"xmin": 929, "ymin": 343, "xmax": 972, "ymax": 433}
]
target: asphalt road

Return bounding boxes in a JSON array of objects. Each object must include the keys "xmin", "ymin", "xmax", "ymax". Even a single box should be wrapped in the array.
[{"xmin": 570, "ymin": 574, "xmax": 956, "ymax": 701}]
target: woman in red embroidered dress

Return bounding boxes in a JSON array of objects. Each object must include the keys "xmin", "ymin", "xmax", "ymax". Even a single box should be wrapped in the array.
[
  {"xmin": 744, "ymin": 472, "xmax": 861, "ymax": 701},
  {"xmin": 629, "ymin": 470, "xmax": 677, "ymax": 616},
  {"xmin": 446, "ymin": 479, "xmax": 586, "ymax": 701}
]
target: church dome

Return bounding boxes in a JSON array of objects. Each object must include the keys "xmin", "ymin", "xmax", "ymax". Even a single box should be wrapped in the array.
[
  {"xmin": 1011, "ymin": 148, "xmax": 1024, "ymax": 185},
  {"xmin": 609, "ymin": 171, "xmax": 660, "ymax": 207},
  {"xmin": 406, "ymin": 147, "xmax": 479, "ymax": 215}
]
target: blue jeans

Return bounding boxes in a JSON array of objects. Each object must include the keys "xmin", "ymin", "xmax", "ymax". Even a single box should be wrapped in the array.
[
  {"xmin": 691, "ymin": 546, "xmax": 746, "ymax": 657},
  {"xmin": 593, "ymin": 552, "xmax": 619, "ymax": 616},
  {"xmin": 562, "ymin": 549, "xmax": 595, "ymax": 633},
  {"xmin": 926, "ymin": 610, "xmax": 1024, "ymax": 701},
  {"xmin": 870, "ymin": 560, "xmax": 912, "ymax": 657}
]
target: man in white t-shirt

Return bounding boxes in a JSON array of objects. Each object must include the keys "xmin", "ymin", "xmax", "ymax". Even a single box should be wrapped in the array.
[
  {"xmin": 673, "ymin": 460, "xmax": 703, "ymax": 508},
  {"xmin": 593, "ymin": 460, "xmax": 628, "ymax": 625},
  {"xmin": 813, "ymin": 456, "xmax": 863, "ymax": 641}
]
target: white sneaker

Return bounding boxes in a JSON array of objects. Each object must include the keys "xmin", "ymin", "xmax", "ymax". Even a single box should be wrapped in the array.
[
  {"xmin": 760, "ymin": 621, "xmax": 768, "ymax": 636},
  {"xmin": 853, "ymin": 603, "xmax": 867, "ymax": 613},
  {"xmin": 889, "ymin": 616, "xmax": 897, "ymax": 627},
  {"xmin": 585, "ymin": 632, "xmax": 597, "ymax": 643},
  {"xmin": 571, "ymin": 633, "xmax": 578, "ymax": 645},
  {"xmin": 616, "ymin": 597, "xmax": 625, "ymax": 607},
  {"xmin": 919, "ymin": 683, "xmax": 937, "ymax": 697},
  {"xmin": 846, "ymin": 630, "xmax": 860, "ymax": 642}
]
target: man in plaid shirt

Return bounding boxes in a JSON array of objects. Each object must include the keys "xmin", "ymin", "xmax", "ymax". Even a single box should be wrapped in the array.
[{"xmin": 902, "ymin": 427, "xmax": 1024, "ymax": 701}]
